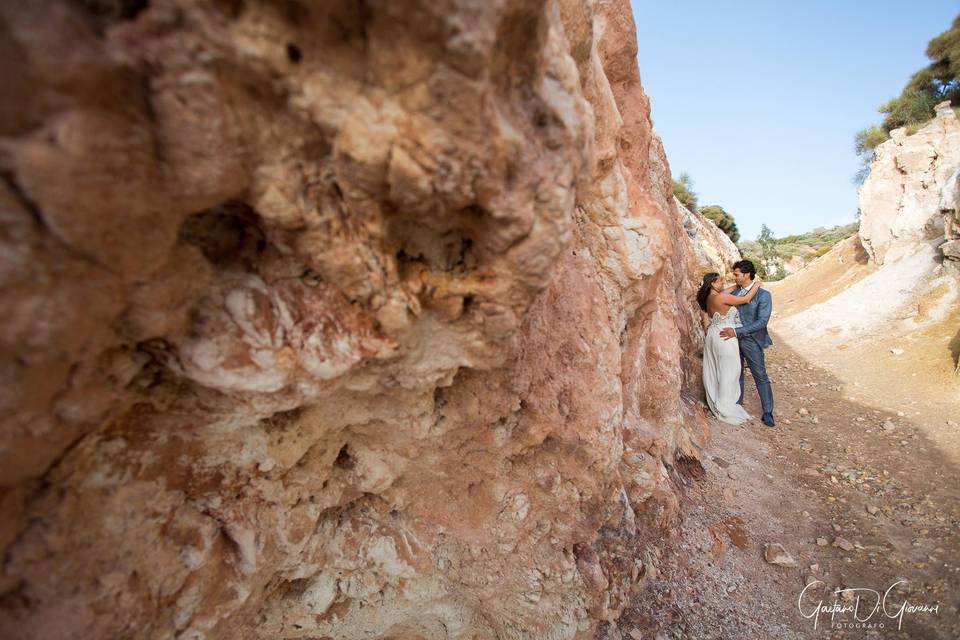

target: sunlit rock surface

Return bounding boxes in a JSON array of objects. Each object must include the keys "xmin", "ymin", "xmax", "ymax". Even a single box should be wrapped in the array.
[
  {"xmin": 777, "ymin": 102, "xmax": 960, "ymax": 345},
  {"xmin": 0, "ymin": 1, "xmax": 708, "ymax": 638},
  {"xmin": 859, "ymin": 101, "xmax": 960, "ymax": 266}
]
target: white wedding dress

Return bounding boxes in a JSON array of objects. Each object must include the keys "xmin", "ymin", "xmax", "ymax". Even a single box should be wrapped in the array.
[{"xmin": 703, "ymin": 306, "xmax": 752, "ymax": 425}]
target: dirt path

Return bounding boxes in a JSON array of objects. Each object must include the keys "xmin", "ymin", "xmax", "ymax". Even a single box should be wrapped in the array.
[{"xmin": 615, "ymin": 332, "xmax": 960, "ymax": 639}]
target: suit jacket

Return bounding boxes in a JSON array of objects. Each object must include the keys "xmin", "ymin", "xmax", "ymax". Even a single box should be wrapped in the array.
[{"xmin": 734, "ymin": 284, "xmax": 773, "ymax": 349}]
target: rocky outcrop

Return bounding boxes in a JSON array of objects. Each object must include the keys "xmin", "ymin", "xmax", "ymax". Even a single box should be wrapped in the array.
[
  {"xmin": 676, "ymin": 198, "xmax": 741, "ymax": 277},
  {"xmin": 776, "ymin": 103, "xmax": 960, "ymax": 348},
  {"xmin": 0, "ymin": 1, "xmax": 707, "ymax": 639},
  {"xmin": 859, "ymin": 101, "xmax": 960, "ymax": 266}
]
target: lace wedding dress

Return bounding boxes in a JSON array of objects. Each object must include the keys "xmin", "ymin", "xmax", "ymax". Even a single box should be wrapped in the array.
[{"xmin": 703, "ymin": 306, "xmax": 752, "ymax": 425}]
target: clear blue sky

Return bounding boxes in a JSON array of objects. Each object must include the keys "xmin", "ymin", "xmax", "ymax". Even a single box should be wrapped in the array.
[{"xmin": 631, "ymin": 0, "xmax": 959, "ymax": 240}]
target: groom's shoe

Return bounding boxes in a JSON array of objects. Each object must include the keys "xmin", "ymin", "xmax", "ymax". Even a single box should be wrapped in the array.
[{"xmin": 761, "ymin": 412, "xmax": 775, "ymax": 427}]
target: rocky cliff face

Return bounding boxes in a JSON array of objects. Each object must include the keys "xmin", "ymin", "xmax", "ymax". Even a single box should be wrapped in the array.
[
  {"xmin": 776, "ymin": 103, "xmax": 959, "ymax": 352},
  {"xmin": 0, "ymin": 2, "xmax": 707, "ymax": 638},
  {"xmin": 859, "ymin": 101, "xmax": 960, "ymax": 268},
  {"xmin": 676, "ymin": 198, "xmax": 741, "ymax": 277}
]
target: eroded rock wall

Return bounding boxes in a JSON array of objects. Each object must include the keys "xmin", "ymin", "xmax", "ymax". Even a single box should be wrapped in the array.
[
  {"xmin": 0, "ymin": 1, "xmax": 706, "ymax": 638},
  {"xmin": 675, "ymin": 198, "xmax": 741, "ymax": 278},
  {"xmin": 859, "ymin": 101, "xmax": 960, "ymax": 266}
]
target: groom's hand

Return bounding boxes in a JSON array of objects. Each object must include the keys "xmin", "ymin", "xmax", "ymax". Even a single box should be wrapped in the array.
[{"xmin": 719, "ymin": 327, "xmax": 736, "ymax": 340}]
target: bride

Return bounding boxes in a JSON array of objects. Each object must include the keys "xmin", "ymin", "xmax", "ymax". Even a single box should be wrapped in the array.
[{"xmin": 696, "ymin": 272, "xmax": 762, "ymax": 425}]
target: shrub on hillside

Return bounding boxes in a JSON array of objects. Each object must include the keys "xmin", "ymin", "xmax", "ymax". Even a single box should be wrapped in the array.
[
  {"xmin": 854, "ymin": 125, "xmax": 890, "ymax": 155},
  {"xmin": 854, "ymin": 14, "xmax": 960, "ymax": 181},
  {"xmin": 672, "ymin": 172, "xmax": 698, "ymax": 212},
  {"xmin": 699, "ymin": 204, "xmax": 740, "ymax": 243}
]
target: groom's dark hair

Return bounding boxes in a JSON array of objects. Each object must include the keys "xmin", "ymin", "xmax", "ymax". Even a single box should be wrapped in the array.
[{"xmin": 732, "ymin": 259, "xmax": 756, "ymax": 280}]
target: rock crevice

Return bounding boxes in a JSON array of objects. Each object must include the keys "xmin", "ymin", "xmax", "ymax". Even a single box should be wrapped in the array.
[{"xmin": 0, "ymin": 1, "xmax": 708, "ymax": 638}]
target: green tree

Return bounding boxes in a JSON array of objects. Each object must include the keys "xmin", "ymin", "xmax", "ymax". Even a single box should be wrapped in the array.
[
  {"xmin": 672, "ymin": 172, "xmax": 698, "ymax": 211},
  {"xmin": 758, "ymin": 224, "xmax": 775, "ymax": 251},
  {"xmin": 854, "ymin": 125, "xmax": 889, "ymax": 156},
  {"xmin": 699, "ymin": 204, "xmax": 740, "ymax": 243},
  {"xmin": 879, "ymin": 14, "xmax": 960, "ymax": 133},
  {"xmin": 756, "ymin": 224, "xmax": 785, "ymax": 280},
  {"xmin": 854, "ymin": 14, "xmax": 960, "ymax": 181},
  {"xmin": 853, "ymin": 125, "xmax": 891, "ymax": 184}
]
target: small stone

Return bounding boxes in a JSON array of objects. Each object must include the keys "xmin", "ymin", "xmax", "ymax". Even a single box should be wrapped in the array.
[
  {"xmin": 866, "ymin": 505, "xmax": 880, "ymax": 516},
  {"xmin": 798, "ymin": 408, "xmax": 809, "ymax": 416},
  {"xmin": 764, "ymin": 543, "xmax": 798, "ymax": 567},
  {"xmin": 726, "ymin": 583, "xmax": 738, "ymax": 593},
  {"xmin": 833, "ymin": 537, "xmax": 855, "ymax": 552},
  {"xmin": 809, "ymin": 563, "xmax": 820, "ymax": 573},
  {"xmin": 713, "ymin": 456, "xmax": 731, "ymax": 468},
  {"xmin": 881, "ymin": 419, "xmax": 896, "ymax": 431},
  {"xmin": 629, "ymin": 630, "xmax": 644, "ymax": 640},
  {"xmin": 832, "ymin": 523, "xmax": 842, "ymax": 532},
  {"xmin": 890, "ymin": 348, "xmax": 904, "ymax": 355},
  {"xmin": 727, "ymin": 469, "xmax": 737, "ymax": 480}
]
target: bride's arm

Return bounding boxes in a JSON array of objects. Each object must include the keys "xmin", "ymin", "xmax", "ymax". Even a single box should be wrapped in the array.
[{"xmin": 716, "ymin": 276, "xmax": 762, "ymax": 305}]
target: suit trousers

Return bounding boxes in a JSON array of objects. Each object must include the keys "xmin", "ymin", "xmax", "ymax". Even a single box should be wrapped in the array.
[{"xmin": 738, "ymin": 335, "xmax": 774, "ymax": 414}]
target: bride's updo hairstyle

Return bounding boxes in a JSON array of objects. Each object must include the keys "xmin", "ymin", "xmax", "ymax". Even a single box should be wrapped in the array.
[{"xmin": 697, "ymin": 272, "xmax": 720, "ymax": 311}]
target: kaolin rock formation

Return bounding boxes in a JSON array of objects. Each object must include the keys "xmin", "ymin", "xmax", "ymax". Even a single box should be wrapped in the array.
[
  {"xmin": 777, "ymin": 101, "xmax": 959, "ymax": 347},
  {"xmin": 858, "ymin": 100, "xmax": 960, "ymax": 268},
  {"xmin": 676, "ymin": 198, "xmax": 742, "ymax": 277},
  {"xmin": 0, "ymin": 1, "xmax": 709, "ymax": 638}
]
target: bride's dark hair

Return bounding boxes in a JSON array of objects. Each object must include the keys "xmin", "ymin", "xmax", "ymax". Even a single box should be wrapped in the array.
[{"xmin": 696, "ymin": 272, "xmax": 719, "ymax": 311}]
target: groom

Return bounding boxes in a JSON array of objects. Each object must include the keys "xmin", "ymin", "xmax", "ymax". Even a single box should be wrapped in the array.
[{"xmin": 719, "ymin": 259, "xmax": 775, "ymax": 427}]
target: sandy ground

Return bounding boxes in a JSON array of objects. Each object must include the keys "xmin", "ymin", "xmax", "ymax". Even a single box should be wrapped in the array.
[{"xmin": 612, "ymin": 332, "xmax": 960, "ymax": 640}]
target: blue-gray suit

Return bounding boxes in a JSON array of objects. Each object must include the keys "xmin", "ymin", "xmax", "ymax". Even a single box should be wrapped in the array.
[{"xmin": 733, "ymin": 283, "xmax": 774, "ymax": 415}]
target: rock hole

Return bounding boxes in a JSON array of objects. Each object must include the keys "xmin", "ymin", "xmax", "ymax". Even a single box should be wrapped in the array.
[
  {"xmin": 433, "ymin": 386, "xmax": 447, "ymax": 410},
  {"xmin": 79, "ymin": 0, "xmax": 150, "ymax": 21},
  {"xmin": 261, "ymin": 406, "xmax": 304, "ymax": 431},
  {"xmin": 675, "ymin": 454, "xmax": 705, "ymax": 480},
  {"xmin": 178, "ymin": 200, "xmax": 267, "ymax": 268},
  {"xmin": 334, "ymin": 444, "xmax": 355, "ymax": 470},
  {"xmin": 286, "ymin": 43, "xmax": 302, "ymax": 64},
  {"xmin": 454, "ymin": 237, "xmax": 474, "ymax": 269},
  {"xmin": 396, "ymin": 247, "xmax": 423, "ymax": 263}
]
